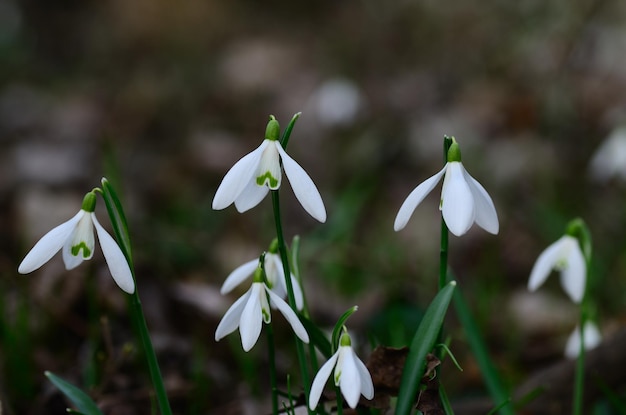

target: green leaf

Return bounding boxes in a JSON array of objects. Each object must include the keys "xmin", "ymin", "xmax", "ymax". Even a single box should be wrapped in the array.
[
  {"xmin": 280, "ymin": 112, "xmax": 301, "ymax": 149},
  {"xmin": 331, "ymin": 306, "xmax": 359, "ymax": 353},
  {"xmin": 395, "ymin": 281, "xmax": 456, "ymax": 415},
  {"xmin": 100, "ymin": 177, "xmax": 133, "ymax": 266},
  {"xmin": 299, "ymin": 315, "xmax": 332, "ymax": 359},
  {"xmin": 45, "ymin": 371, "xmax": 103, "ymax": 415}
]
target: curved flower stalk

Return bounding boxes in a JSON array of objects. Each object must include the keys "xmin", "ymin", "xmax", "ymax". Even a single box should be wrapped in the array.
[
  {"xmin": 212, "ymin": 115, "xmax": 326, "ymax": 222},
  {"xmin": 394, "ymin": 137, "xmax": 499, "ymax": 236},
  {"xmin": 215, "ymin": 267, "xmax": 309, "ymax": 352},
  {"xmin": 565, "ymin": 321, "xmax": 602, "ymax": 359},
  {"xmin": 309, "ymin": 331, "xmax": 374, "ymax": 410},
  {"xmin": 528, "ymin": 235, "xmax": 586, "ymax": 303},
  {"xmin": 18, "ymin": 191, "xmax": 135, "ymax": 294},
  {"xmin": 221, "ymin": 242, "xmax": 304, "ymax": 310}
]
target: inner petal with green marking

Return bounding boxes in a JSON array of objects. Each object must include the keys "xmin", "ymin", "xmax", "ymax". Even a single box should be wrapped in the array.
[
  {"xmin": 71, "ymin": 242, "xmax": 92, "ymax": 258},
  {"xmin": 256, "ymin": 141, "xmax": 282, "ymax": 190}
]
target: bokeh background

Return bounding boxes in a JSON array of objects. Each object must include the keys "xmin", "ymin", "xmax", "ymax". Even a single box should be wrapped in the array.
[{"xmin": 1, "ymin": 0, "xmax": 626, "ymax": 413}]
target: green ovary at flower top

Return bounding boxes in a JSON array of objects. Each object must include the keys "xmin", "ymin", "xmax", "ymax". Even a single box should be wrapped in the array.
[
  {"xmin": 212, "ymin": 115, "xmax": 326, "ymax": 222},
  {"xmin": 394, "ymin": 136, "xmax": 499, "ymax": 236},
  {"xmin": 17, "ymin": 190, "xmax": 135, "ymax": 294},
  {"xmin": 215, "ymin": 266, "xmax": 309, "ymax": 352},
  {"xmin": 309, "ymin": 331, "xmax": 374, "ymax": 410}
]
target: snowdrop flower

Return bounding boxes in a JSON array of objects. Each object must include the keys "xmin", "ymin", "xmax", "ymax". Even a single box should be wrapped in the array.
[
  {"xmin": 564, "ymin": 321, "xmax": 602, "ymax": 358},
  {"xmin": 215, "ymin": 266, "xmax": 309, "ymax": 352},
  {"xmin": 309, "ymin": 332, "xmax": 374, "ymax": 410},
  {"xmin": 212, "ymin": 115, "xmax": 326, "ymax": 222},
  {"xmin": 528, "ymin": 235, "xmax": 586, "ymax": 303},
  {"xmin": 18, "ymin": 191, "xmax": 135, "ymax": 294},
  {"xmin": 221, "ymin": 241, "xmax": 304, "ymax": 310},
  {"xmin": 588, "ymin": 125, "xmax": 626, "ymax": 182},
  {"xmin": 394, "ymin": 137, "xmax": 499, "ymax": 236}
]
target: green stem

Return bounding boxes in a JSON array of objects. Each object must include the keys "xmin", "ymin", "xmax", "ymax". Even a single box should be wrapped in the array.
[
  {"xmin": 128, "ymin": 290, "xmax": 173, "ymax": 415},
  {"xmin": 267, "ymin": 314, "xmax": 279, "ymax": 415},
  {"xmin": 271, "ymin": 190, "xmax": 312, "ymax": 413},
  {"xmin": 439, "ymin": 219, "xmax": 449, "ymax": 290},
  {"xmin": 573, "ymin": 310, "xmax": 585, "ymax": 415},
  {"xmin": 335, "ymin": 385, "xmax": 344, "ymax": 415}
]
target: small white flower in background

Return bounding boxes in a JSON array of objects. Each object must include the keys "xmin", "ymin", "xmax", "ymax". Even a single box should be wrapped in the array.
[
  {"xmin": 212, "ymin": 115, "xmax": 326, "ymax": 222},
  {"xmin": 221, "ymin": 244, "xmax": 304, "ymax": 310},
  {"xmin": 215, "ymin": 266, "xmax": 309, "ymax": 352},
  {"xmin": 18, "ymin": 191, "xmax": 135, "ymax": 294},
  {"xmin": 394, "ymin": 137, "xmax": 499, "ymax": 236},
  {"xmin": 528, "ymin": 235, "xmax": 586, "ymax": 303},
  {"xmin": 589, "ymin": 125, "xmax": 626, "ymax": 182},
  {"xmin": 309, "ymin": 332, "xmax": 374, "ymax": 410},
  {"xmin": 564, "ymin": 321, "xmax": 602, "ymax": 358}
]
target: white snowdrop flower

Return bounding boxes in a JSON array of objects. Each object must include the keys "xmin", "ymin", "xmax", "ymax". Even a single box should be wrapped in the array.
[
  {"xmin": 564, "ymin": 321, "xmax": 602, "ymax": 358},
  {"xmin": 394, "ymin": 137, "xmax": 499, "ymax": 236},
  {"xmin": 528, "ymin": 235, "xmax": 586, "ymax": 303},
  {"xmin": 215, "ymin": 267, "xmax": 309, "ymax": 352},
  {"xmin": 212, "ymin": 115, "xmax": 326, "ymax": 222},
  {"xmin": 221, "ymin": 244, "xmax": 304, "ymax": 310},
  {"xmin": 18, "ymin": 191, "xmax": 135, "ymax": 294},
  {"xmin": 309, "ymin": 332, "xmax": 374, "ymax": 410},
  {"xmin": 589, "ymin": 125, "xmax": 626, "ymax": 182}
]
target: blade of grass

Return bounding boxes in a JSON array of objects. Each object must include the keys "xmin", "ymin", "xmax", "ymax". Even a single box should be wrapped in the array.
[
  {"xmin": 395, "ymin": 280, "xmax": 456, "ymax": 415},
  {"xmin": 45, "ymin": 371, "xmax": 103, "ymax": 415},
  {"xmin": 452, "ymin": 286, "xmax": 512, "ymax": 415}
]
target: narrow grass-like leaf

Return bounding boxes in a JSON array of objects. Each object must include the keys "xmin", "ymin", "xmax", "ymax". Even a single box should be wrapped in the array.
[
  {"xmin": 45, "ymin": 371, "xmax": 103, "ymax": 415},
  {"xmin": 439, "ymin": 383, "xmax": 455, "ymax": 415},
  {"xmin": 280, "ymin": 112, "xmax": 301, "ymax": 149},
  {"xmin": 395, "ymin": 280, "xmax": 456, "ymax": 415},
  {"xmin": 452, "ymin": 287, "xmax": 513, "ymax": 415},
  {"xmin": 331, "ymin": 306, "xmax": 359, "ymax": 353},
  {"xmin": 300, "ymin": 315, "xmax": 332, "ymax": 359},
  {"xmin": 100, "ymin": 177, "xmax": 133, "ymax": 265}
]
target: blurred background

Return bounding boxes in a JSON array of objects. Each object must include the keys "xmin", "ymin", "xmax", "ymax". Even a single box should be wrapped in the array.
[{"xmin": 1, "ymin": 0, "xmax": 626, "ymax": 413}]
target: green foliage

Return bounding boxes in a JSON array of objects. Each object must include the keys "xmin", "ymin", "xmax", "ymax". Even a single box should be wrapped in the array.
[{"xmin": 45, "ymin": 371, "xmax": 103, "ymax": 415}]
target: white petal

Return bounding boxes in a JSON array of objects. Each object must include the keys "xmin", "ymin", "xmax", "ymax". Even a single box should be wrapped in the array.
[
  {"xmin": 393, "ymin": 165, "xmax": 446, "ymax": 231},
  {"xmin": 338, "ymin": 347, "xmax": 361, "ymax": 408},
  {"xmin": 215, "ymin": 289, "xmax": 250, "ymax": 341},
  {"xmin": 565, "ymin": 322, "xmax": 602, "ymax": 358},
  {"xmin": 309, "ymin": 351, "xmax": 339, "ymax": 410},
  {"xmin": 276, "ymin": 144, "xmax": 327, "ymax": 223},
  {"xmin": 266, "ymin": 287, "xmax": 309, "ymax": 343},
  {"xmin": 463, "ymin": 167, "xmax": 499, "ymax": 234},
  {"xmin": 560, "ymin": 239, "xmax": 586, "ymax": 303},
  {"xmin": 441, "ymin": 162, "xmax": 475, "ymax": 236},
  {"xmin": 355, "ymin": 355, "xmax": 374, "ymax": 399},
  {"xmin": 233, "ymin": 181, "xmax": 269, "ymax": 212},
  {"xmin": 256, "ymin": 141, "xmax": 282, "ymax": 189},
  {"xmin": 63, "ymin": 213, "xmax": 96, "ymax": 270},
  {"xmin": 240, "ymin": 283, "xmax": 264, "ymax": 351},
  {"xmin": 528, "ymin": 237, "xmax": 568, "ymax": 292},
  {"xmin": 18, "ymin": 210, "xmax": 84, "ymax": 274},
  {"xmin": 92, "ymin": 214, "xmax": 135, "ymax": 294},
  {"xmin": 212, "ymin": 141, "xmax": 268, "ymax": 210},
  {"xmin": 221, "ymin": 259, "xmax": 258, "ymax": 294},
  {"xmin": 290, "ymin": 275, "xmax": 304, "ymax": 311}
]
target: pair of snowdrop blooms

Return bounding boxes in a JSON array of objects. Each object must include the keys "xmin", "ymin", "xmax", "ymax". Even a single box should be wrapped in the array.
[
  {"xmin": 528, "ymin": 231, "xmax": 601, "ymax": 357},
  {"xmin": 18, "ymin": 190, "xmax": 135, "ymax": 294}
]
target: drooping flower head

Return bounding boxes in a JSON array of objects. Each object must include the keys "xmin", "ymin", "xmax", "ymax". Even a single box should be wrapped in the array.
[
  {"xmin": 564, "ymin": 321, "xmax": 602, "ymax": 359},
  {"xmin": 220, "ymin": 239, "xmax": 304, "ymax": 310},
  {"xmin": 212, "ymin": 114, "xmax": 326, "ymax": 222},
  {"xmin": 394, "ymin": 136, "xmax": 499, "ymax": 236},
  {"xmin": 528, "ymin": 219, "xmax": 591, "ymax": 304},
  {"xmin": 18, "ymin": 191, "xmax": 135, "ymax": 294},
  {"xmin": 215, "ymin": 264, "xmax": 309, "ymax": 352},
  {"xmin": 309, "ymin": 331, "xmax": 374, "ymax": 410}
]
